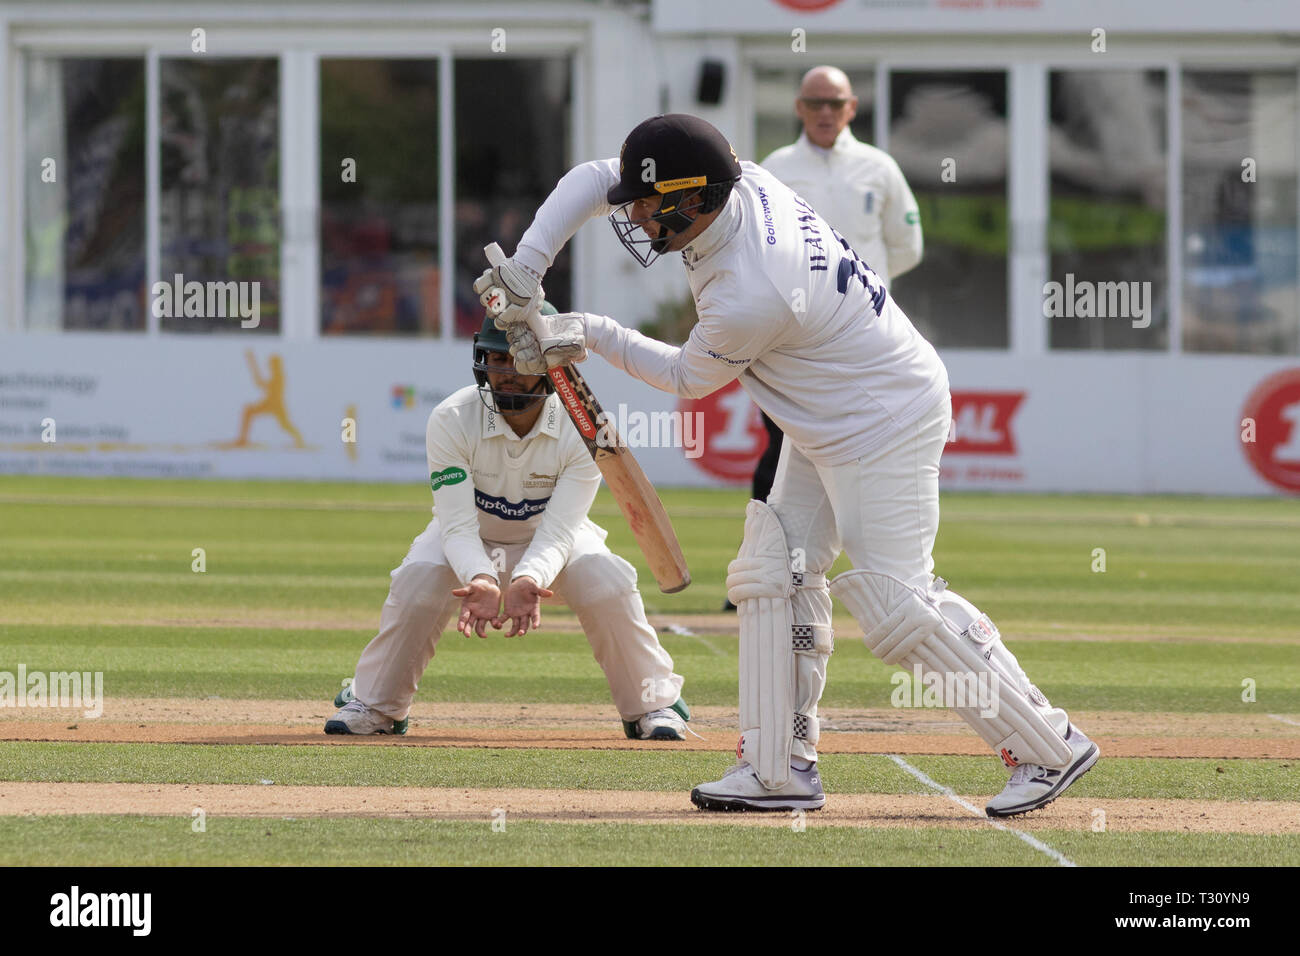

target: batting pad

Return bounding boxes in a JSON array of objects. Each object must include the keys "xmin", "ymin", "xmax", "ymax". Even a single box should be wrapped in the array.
[
  {"xmin": 726, "ymin": 501, "xmax": 797, "ymax": 789},
  {"xmin": 831, "ymin": 569, "xmax": 1072, "ymax": 769}
]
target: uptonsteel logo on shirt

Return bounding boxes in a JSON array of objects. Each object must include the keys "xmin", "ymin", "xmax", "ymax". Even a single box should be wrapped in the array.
[{"xmin": 474, "ymin": 491, "xmax": 551, "ymax": 520}]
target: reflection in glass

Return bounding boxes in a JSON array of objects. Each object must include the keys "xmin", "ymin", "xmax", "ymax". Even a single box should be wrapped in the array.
[
  {"xmin": 24, "ymin": 57, "xmax": 146, "ymax": 331},
  {"xmin": 320, "ymin": 60, "xmax": 439, "ymax": 335},
  {"xmin": 888, "ymin": 71, "xmax": 1009, "ymax": 348},
  {"xmin": 1048, "ymin": 70, "xmax": 1167, "ymax": 350},
  {"xmin": 1183, "ymin": 71, "xmax": 1298, "ymax": 354},
  {"xmin": 454, "ymin": 58, "xmax": 571, "ymax": 337},
  {"xmin": 159, "ymin": 58, "xmax": 280, "ymax": 333}
]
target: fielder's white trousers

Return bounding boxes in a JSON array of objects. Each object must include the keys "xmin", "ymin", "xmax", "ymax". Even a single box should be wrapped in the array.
[
  {"xmin": 352, "ymin": 517, "xmax": 684, "ymax": 722},
  {"xmin": 766, "ymin": 396, "xmax": 1068, "ymax": 761}
]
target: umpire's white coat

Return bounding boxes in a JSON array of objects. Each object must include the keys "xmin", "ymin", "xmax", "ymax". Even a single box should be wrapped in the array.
[
  {"xmin": 761, "ymin": 128, "xmax": 922, "ymax": 287},
  {"xmin": 352, "ymin": 385, "xmax": 683, "ymax": 722}
]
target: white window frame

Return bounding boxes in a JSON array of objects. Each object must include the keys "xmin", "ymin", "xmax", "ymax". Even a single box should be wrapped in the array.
[
  {"xmin": 739, "ymin": 34, "xmax": 1300, "ymax": 358},
  {"xmin": 3, "ymin": 9, "xmax": 586, "ymax": 339}
]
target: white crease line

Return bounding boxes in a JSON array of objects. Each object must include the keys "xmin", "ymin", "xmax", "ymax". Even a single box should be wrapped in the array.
[
  {"xmin": 1267, "ymin": 714, "xmax": 1300, "ymax": 728},
  {"xmin": 666, "ymin": 626, "xmax": 729, "ymax": 657},
  {"xmin": 887, "ymin": 754, "xmax": 1077, "ymax": 868}
]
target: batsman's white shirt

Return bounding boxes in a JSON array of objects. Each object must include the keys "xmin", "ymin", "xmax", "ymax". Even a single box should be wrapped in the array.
[
  {"xmin": 426, "ymin": 385, "xmax": 603, "ymax": 588},
  {"xmin": 514, "ymin": 158, "xmax": 948, "ymax": 466},
  {"xmin": 761, "ymin": 128, "xmax": 922, "ymax": 286}
]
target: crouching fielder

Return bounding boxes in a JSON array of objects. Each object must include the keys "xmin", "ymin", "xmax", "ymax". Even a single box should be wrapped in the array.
[
  {"xmin": 325, "ymin": 306, "xmax": 690, "ymax": 741},
  {"xmin": 477, "ymin": 114, "xmax": 1099, "ymax": 816}
]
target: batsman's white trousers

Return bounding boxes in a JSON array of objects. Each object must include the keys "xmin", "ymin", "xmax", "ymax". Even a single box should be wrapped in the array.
[
  {"xmin": 772, "ymin": 397, "xmax": 949, "ymax": 589},
  {"xmin": 352, "ymin": 517, "xmax": 684, "ymax": 722},
  {"xmin": 767, "ymin": 395, "xmax": 1069, "ymax": 761}
]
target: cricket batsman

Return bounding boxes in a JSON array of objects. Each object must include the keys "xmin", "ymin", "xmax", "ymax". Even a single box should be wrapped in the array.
[
  {"xmin": 325, "ymin": 303, "xmax": 691, "ymax": 741},
  {"xmin": 475, "ymin": 114, "xmax": 1099, "ymax": 815}
]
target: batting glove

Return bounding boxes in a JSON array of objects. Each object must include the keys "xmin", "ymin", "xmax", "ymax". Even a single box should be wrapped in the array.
[
  {"xmin": 473, "ymin": 255, "xmax": 544, "ymax": 330},
  {"xmin": 507, "ymin": 313, "xmax": 587, "ymax": 374}
]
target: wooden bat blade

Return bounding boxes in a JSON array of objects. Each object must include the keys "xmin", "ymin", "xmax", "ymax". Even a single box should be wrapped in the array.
[
  {"xmin": 594, "ymin": 444, "xmax": 691, "ymax": 593},
  {"xmin": 546, "ymin": 365, "xmax": 690, "ymax": 593}
]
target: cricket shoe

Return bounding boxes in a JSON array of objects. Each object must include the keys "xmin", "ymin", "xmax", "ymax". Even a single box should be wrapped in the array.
[
  {"xmin": 623, "ymin": 698, "xmax": 692, "ymax": 740},
  {"xmin": 985, "ymin": 725, "xmax": 1099, "ymax": 817},
  {"xmin": 690, "ymin": 760, "xmax": 825, "ymax": 812},
  {"xmin": 324, "ymin": 699, "xmax": 409, "ymax": 736}
]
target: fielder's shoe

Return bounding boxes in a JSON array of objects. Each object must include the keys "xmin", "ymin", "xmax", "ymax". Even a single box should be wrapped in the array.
[
  {"xmin": 691, "ymin": 760, "xmax": 826, "ymax": 812},
  {"xmin": 324, "ymin": 699, "xmax": 409, "ymax": 736},
  {"xmin": 623, "ymin": 698, "xmax": 691, "ymax": 740},
  {"xmin": 333, "ymin": 678, "xmax": 355, "ymax": 709},
  {"xmin": 985, "ymin": 725, "xmax": 1099, "ymax": 817}
]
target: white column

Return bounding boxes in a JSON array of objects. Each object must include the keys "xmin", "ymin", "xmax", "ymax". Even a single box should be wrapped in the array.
[
  {"xmin": 1165, "ymin": 64, "xmax": 1182, "ymax": 354},
  {"xmin": 438, "ymin": 51, "xmax": 454, "ymax": 340},
  {"xmin": 1008, "ymin": 60, "xmax": 1047, "ymax": 356},
  {"xmin": 280, "ymin": 48, "xmax": 319, "ymax": 341},
  {"xmin": 0, "ymin": 15, "xmax": 13, "ymax": 332},
  {"xmin": 145, "ymin": 48, "xmax": 160, "ymax": 336}
]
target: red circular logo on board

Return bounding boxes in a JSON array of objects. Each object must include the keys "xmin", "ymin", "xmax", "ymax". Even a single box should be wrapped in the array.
[
  {"xmin": 1241, "ymin": 368, "xmax": 1300, "ymax": 494},
  {"xmin": 773, "ymin": 0, "xmax": 844, "ymax": 10},
  {"xmin": 679, "ymin": 379, "xmax": 769, "ymax": 483}
]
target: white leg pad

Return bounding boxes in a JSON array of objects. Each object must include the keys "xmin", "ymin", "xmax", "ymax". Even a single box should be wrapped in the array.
[
  {"xmin": 727, "ymin": 501, "xmax": 833, "ymax": 788},
  {"xmin": 830, "ymin": 569, "xmax": 1071, "ymax": 768}
]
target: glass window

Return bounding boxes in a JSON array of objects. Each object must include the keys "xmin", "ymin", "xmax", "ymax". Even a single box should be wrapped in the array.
[
  {"xmin": 320, "ymin": 59, "xmax": 439, "ymax": 336},
  {"xmin": 753, "ymin": 66, "xmax": 875, "ymax": 163},
  {"xmin": 23, "ymin": 57, "xmax": 146, "ymax": 331},
  {"xmin": 453, "ymin": 57, "xmax": 572, "ymax": 337},
  {"xmin": 159, "ymin": 58, "xmax": 280, "ymax": 333},
  {"xmin": 1182, "ymin": 70, "xmax": 1298, "ymax": 354},
  {"xmin": 1047, "ymin": 69, "xmax": 1167, "ymax": 350},
  {"xmin": 888, "ymin": 70, "xmax": 1009, "ymax": 348}
]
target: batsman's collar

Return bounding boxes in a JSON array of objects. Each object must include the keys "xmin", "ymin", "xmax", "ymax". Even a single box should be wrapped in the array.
[
  {"xmin": 482, "ymin": 392, "xmax": 563, "ymax": 441},
  {"xmin": 681, "ymin": 189, "xmax": 742, "ymax": 267}
]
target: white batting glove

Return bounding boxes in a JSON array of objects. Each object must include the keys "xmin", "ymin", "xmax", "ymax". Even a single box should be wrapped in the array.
[
  {"xmin": 507, "ymin": 313, "xmax": 587, "ymax": 373},
  {"xmin": 473, "ymin": 255, "xmax": 543, "ymax": 331},
  {"xmin": 505, "ymin": 324, "xmax": 548, "ymax": 375}
]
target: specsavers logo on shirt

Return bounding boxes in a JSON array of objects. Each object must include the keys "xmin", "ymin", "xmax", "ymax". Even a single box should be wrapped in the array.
[{"xmin": 430, "ymin": 466, "xmax": 467, "ymax": 490}]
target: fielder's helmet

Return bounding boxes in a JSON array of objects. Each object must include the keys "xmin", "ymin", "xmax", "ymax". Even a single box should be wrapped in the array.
[
  {"xmin": 608, "ymin": 113, "xmax": 742, "ymax": 267},
  {"xmin": 472, "ymin": 302, "xmax": 556, "ymax": 412}
]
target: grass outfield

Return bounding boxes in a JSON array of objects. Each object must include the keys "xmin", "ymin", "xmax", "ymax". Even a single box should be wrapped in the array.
[
  {"xmin": 2, "ymin": 817, "xmax": 1297, "ymax": 867},
  {"xmin": 1, "ymin": 476, "xmax": 1297, "ymax": 867},
  {"xmin": 2, "ymin": 744, "xmax": 1295, "ymax": 801}
]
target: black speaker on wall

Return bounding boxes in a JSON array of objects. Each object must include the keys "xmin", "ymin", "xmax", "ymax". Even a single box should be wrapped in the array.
[{"xmin": 697, "ymin": 59, "xmax": 726, "ymax": 105}]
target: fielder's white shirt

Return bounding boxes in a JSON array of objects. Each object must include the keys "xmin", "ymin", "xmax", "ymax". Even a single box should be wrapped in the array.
[
  {"xmin": 761, "ymin": 128, "xmax": 922, "ymax": 284},
  {"xmin": 514, "ymin": 159, "xmax": 949, "ymax": 466},
  {"xmin": 425, "ymin": 386, "xmax": 603, "ymax": 588}
]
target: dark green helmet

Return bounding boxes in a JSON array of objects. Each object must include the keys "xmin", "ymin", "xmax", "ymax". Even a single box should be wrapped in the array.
[{"xmin": 472, "ymin": 301, "xmax": 557, "ymax": 412}]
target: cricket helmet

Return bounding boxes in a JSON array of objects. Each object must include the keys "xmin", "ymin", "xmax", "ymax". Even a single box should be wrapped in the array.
[
  {"xmin": 472, "ymin": 302, "xmax": 556, "ymax": 412},
  {"xmin": 607, "ymin": 113, "xmax": 743, "ymax": 267}
]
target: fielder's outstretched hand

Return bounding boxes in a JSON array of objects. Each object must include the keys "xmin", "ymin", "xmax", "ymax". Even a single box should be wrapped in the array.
[
  {"xmin": 452, "ymin": 575, "xmax": 503, "ymax": 638},
  {"xmin": 499, "ymin": 575, "xmax": 554, "ymax": 637}
]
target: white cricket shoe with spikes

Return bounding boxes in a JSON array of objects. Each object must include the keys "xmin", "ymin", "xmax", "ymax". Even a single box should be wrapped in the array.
[
  {"xmin": 635, "ymin": 707, "xmax": 688, "ymax": 740},
  {"xmin": 985, "ymin": 725, "xmax": 1099, "ymax": 817},
  {"xmin": 691, "ymin": 760, "xmax": 826, "ymax": 811},
  {"xmin": 324, "ymin": 699, "xmax": 408, "ymax": 736}
]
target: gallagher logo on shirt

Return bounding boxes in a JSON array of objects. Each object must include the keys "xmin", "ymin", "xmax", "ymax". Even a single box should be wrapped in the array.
[{"xmin": 475, "ymin": 491, "xmax": 551, "ymax": 520}]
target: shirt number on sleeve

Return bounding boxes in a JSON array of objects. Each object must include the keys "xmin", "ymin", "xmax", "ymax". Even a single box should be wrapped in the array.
[{"xmin": 833, "ymin": 226, "xmax": 886, "ymax": 315}]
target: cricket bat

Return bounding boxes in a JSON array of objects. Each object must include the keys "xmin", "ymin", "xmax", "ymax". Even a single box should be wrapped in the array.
[{"xmin": 482, "ymin": 244, "xmax": 691, "ymax": 594}]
